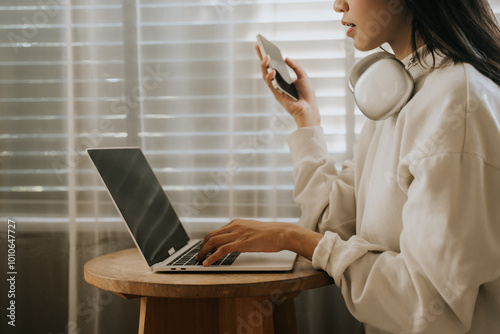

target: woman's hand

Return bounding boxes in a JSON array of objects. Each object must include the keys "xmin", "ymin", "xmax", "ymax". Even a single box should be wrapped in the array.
[
  {"xmin": 195, "ymin": 219, "xmax": 323, "ymax": 266},
  {"xmin": 255, "ymin": 45, "xmax": 321, "ymax": 128}
]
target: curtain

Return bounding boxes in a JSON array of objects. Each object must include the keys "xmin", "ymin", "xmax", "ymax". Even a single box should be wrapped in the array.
[{"xmin": 1, "ymin": 1, "xmax": 499, "ymax": 333}]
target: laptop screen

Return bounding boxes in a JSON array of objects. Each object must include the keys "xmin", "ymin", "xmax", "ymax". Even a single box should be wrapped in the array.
[{"xmin": 87, "ymin": 148, "xmax": 190, "ymax": 267}]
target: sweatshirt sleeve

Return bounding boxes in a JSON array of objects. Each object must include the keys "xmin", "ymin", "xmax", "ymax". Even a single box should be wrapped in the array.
[
  {"xmin": 287, "ymin": 126, "xmax": 357, "ymax": 240},
  {"xmin": 312, "ymin": 152, "xmax": 500, "ymax": 333}
]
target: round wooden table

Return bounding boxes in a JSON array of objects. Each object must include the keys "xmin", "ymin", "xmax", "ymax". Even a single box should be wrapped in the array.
[{"xmin": 84, "ymin": 248, "xmax": 334, "ymax": 334}]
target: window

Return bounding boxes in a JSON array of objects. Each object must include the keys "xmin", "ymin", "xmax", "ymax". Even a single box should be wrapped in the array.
[{"xmin": 1, "ymin": 0, "xmax": 499, "ymax": 234}]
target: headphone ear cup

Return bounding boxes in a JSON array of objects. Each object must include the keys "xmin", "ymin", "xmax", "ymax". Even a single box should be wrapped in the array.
[
  {"xmin": 349, "ymin": 52, "xmax": 395, "ymax": 92},
  {"xmin": 350, "ymin": 53, "xmax": 414, "ymax": 121}
]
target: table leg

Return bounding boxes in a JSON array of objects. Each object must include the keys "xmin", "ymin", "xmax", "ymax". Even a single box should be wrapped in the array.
[
  {"xmin": 218, "ymin": 296, "xmax": 275, "ymax": 334},
  {"xmin": 273, "ymin": 296, "xmax": 298, "ymax": 334},
  {"xmin": 139, "ymin": 297, "xmax": 219, "ymax": 334},
  {"xmin": 138, "ymin": 295, "xmax": 299, "ymax": 334}
]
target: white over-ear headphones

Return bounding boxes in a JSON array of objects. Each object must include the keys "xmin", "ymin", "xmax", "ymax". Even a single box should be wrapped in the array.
[{"xmin": 349, "ymin": 52, "xmax": 414, "ymax": 121}]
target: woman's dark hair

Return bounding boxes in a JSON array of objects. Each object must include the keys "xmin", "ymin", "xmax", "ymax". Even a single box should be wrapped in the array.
[{"xmin": 403, "ymin": 0, "xmax": 500, "ymax": 85}]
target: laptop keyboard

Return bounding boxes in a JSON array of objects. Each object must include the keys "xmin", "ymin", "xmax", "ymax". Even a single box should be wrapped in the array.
[{"xmin": 167, "ymin": 241, "xmax": 241, "ymax": 267}]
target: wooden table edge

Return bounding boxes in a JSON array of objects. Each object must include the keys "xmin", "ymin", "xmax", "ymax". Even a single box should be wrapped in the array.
[{"xmin": 84, "ymin": 248, "xmax": 335, "ymax": 299}]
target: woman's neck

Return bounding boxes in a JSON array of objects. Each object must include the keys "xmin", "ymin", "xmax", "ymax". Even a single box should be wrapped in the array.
[{"xmin": 390, "ymin": 33, "xmax": 425, "ymax": 61}]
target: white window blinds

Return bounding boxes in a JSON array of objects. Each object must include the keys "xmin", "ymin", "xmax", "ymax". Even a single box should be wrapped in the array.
[
  {"xmin": 134, "ymin": 0, "xmax": 358, "ymax": 232},
  {"xmin": 1, "ymin": 0, "xmax": 499, "ymax": 233}
]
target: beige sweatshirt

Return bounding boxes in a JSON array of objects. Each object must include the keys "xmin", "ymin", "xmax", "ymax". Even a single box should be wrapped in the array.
[{"xmin": 287, "ymin": 53, "xmax": 500, "ymax": 333}]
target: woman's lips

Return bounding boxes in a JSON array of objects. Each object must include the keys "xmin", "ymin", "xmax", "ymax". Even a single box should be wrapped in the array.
[
  {"xmin": 347, "ymin": 25, "xmax": 356, "ymax": 36},
  {"xmin": 342, "ymin": 20, "xmax": 356, "ymax": 36}
]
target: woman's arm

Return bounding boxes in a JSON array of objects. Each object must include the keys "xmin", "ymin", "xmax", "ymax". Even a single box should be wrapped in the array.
[
  {"xmin": 288, "ymin": 127, "xmax": 357, "ymax": 238},
  {"xmin": 312, "ymin": 153, "xmax": 500, "ymax": 333},
  {"xmin": 195, "ymin": 48, "xmax": 358, "ymax": 265},
  {"xmin": 257, "ymin": 46, "xmax": 358, "ymax": 236}
]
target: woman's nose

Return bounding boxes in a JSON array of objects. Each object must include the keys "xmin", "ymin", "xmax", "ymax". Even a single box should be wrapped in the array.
[{"xmin": 333, "ymin": 0, "xmax": 348, "ymax": 13}]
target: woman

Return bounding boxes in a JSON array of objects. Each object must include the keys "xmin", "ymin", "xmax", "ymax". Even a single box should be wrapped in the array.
[{"xmin": 196, "ymin": 0, "xmax": 500, "ymax": 332}]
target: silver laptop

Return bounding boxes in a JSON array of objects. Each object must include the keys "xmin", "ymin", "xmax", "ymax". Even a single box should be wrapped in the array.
[{"xmin": 87, "ymin": 147, "xmax": 297, "ymax": 272}]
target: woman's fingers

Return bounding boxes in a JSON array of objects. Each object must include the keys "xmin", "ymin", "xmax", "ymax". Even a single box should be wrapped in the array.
[
  {"xmin": 196, "ymin": 225, "xmax": 233, "ymax": 261},
  {"xmin": 196, "ymin": 225, "xmax": 247, "ymax": 267},
  {"xmin": 255, "ymin": 45, "xmax": 280, "ymax": 91},
  {"xmin": 196, "ymin": 226, "xmax": 240, "ymax": 266},
  {"xmin": 255, "ymin": 45, "xmax": 269, "ymax": 78},
  {"xmin": 201, "ymin": 242, "xmax": 239, "ymax": 266},
  {"xmin": 255, "ymin": 44, "xmax": 263, "ymax": 61},
  {"xmin": 255, "ymin": 45, "xmax": 302, "ymax": 103},
  {"xmin": 285, "ymin": 57, "xmax": 302, "ymax": 76}
]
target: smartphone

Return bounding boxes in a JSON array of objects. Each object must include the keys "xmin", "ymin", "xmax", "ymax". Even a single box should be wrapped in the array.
[{"xmin": 256, "ymin": 34, "xmax": 299, "ymax": 101}]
